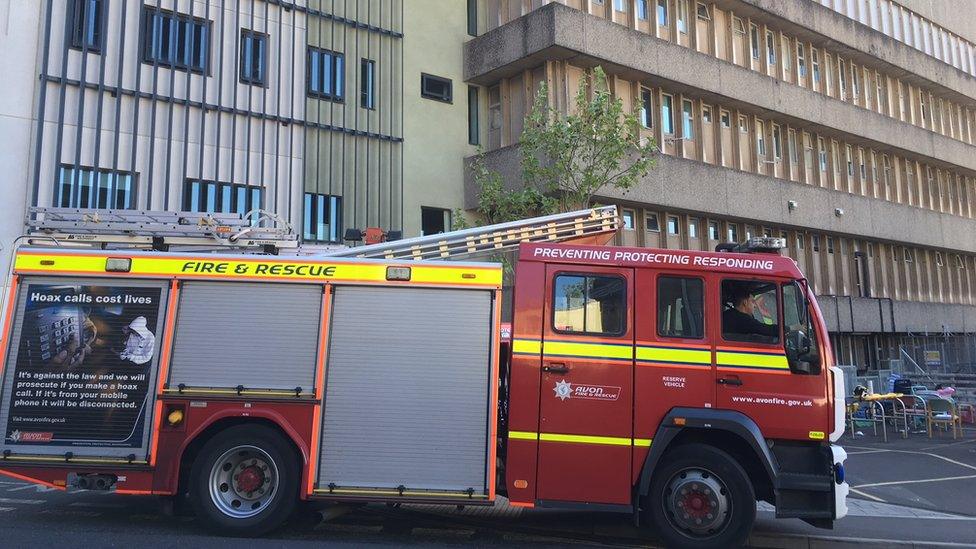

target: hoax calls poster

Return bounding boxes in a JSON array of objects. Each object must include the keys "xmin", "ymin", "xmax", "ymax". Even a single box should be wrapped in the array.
[{"xmin": 2, "ymin": 284, "xmax": 162, "ymax": 449}]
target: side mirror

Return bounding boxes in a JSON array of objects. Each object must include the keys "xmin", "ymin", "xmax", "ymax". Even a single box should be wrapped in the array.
[{"xmin": 785, "ymin": 329, "xmax": 820, "ymax": 375}]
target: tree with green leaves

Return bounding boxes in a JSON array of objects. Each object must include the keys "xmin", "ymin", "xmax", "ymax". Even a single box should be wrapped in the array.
[{"xmin": 466, "ymin": 65, "xmax": 657, "ymax": 225}]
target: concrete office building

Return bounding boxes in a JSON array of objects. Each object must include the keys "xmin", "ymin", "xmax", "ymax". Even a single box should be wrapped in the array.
[{"xmin": 464, "ymin": 0, "xmax": 976, "ymax": 371}]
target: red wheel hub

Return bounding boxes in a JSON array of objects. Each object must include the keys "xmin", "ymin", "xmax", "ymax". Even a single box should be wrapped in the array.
[
  {"xmin": 236, "ymin": 466, "xmax": 264, "ymax": 493},
  {"xmin": 681, "ymin": 492, "xmax": 712, "ymax": 518}
]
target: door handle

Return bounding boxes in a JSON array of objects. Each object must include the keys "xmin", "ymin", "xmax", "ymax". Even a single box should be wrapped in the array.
[
  {"xmin": 543, "ymin": 363, "xmax": 570, "ymax": 374},
  {"xmin": 717, "ymin": 376, "xmax": 743, "ymax": 386}
]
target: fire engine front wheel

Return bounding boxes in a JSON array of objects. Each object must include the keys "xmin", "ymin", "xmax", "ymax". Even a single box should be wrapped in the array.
[
  {"xmin": 189, "ymin": 425, "xmax": 300, "ymax": 536},
  {"xmin": 644, "ymin": 443, "xmax": 756, "ymax": 549}
]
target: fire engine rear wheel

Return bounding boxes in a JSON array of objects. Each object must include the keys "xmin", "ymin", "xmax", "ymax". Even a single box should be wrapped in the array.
[
  {"xmin": 189, "ymin": 425, "xmax": 299, "ymax": 536},
  {"xmin": 644, "ymin": 443, "xmax": 756, "ymax": 549}
]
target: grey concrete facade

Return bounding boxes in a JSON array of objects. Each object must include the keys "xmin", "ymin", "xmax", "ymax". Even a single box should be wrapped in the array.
[
  {"xmin": 464, "ymin": 2, "xmax": 976, "ymax": 176},
  {"xmin": 467, "ymin": 147, "xmax": 976, "ymax": 255}
]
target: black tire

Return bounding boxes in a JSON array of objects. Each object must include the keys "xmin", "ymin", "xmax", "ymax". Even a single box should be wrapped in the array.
[
  {"xmin": 644, "ymin": 443, "xmax": 756, "ymax": 549},
  {"xmin": 189, "ymin": 424, "xmax": 300, "ymax": 537}
]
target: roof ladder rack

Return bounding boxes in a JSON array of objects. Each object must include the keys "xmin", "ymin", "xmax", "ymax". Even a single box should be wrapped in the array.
[
  {"xmin": 25, "ymin": 207, "xmax": 298, "ymax": 253},
  {"xmin": 323, "ymin": 206, "xmax": 619, "ymax": 261}
]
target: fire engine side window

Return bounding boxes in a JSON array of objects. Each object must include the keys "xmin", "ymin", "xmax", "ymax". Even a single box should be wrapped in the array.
[
  {"xmin": 720, "ymin": 280, "xmax": 780, "ymax": 344},
  {"xmin": 552, "ymin": 274, "xmax": 626, "ymax": 336},
  {"xmin": 657, "ymin": 276, "xmax": 704, "ymax": 339}
]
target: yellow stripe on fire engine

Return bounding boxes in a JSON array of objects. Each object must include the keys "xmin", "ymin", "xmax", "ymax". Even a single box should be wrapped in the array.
[
  {"xmin": 715, "ymin": 351, "xmax": 789, "ymax": 370},
  {"xmin": 635, "ymin": 346, "xmax": 711, "ymax": 365},
  {"xmin": 13, "ymin": 252, "xmax": 502, "ymax": 287},
  {"xmin": 509, "ymin": 430, "xmax": 652, "ymax": 447},
  {"xmin": 512, "ymin": 339, "xmax": 542, "ymax": 355},
  {"xmin": 543, "ymin": 340, "xmax": 633, "ymax": 360}
]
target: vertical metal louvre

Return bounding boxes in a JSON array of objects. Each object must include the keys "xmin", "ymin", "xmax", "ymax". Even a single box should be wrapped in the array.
[
  {"xmin": 318, "ymin": 286, "xmax": 493, "ymax": 496},
  {"xmin": 168, "ymin": 282, "xmax": 321, "ymax": 391}
]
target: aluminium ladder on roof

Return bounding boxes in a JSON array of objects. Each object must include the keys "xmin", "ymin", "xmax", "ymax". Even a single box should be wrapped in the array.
[
  {"xmin": 24, "ymin": 207, "xmax": 298, "ymax": 251},
  {"xmin": 323, "ymin": 205, "xmax": 619, "ymax": 261}
]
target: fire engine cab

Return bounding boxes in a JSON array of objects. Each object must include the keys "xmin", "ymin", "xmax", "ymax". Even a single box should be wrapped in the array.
[{"xmin": 0, "ymin": 206, "xmax": 847, "ymax": 548}]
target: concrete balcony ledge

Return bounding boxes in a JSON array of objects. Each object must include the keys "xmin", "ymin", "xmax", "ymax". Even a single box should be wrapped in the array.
[
  {"xmin": 731, "ymin": 0, "xmax": 976, "ymax": 102},
  {"xmin": 464, "ymin": 3, "xmax": 976, "ymax": 175},
  {"xmin": 819, "ymin": 295, "xmax": 976, "ymax": 334},
  {"xmin": 466, "ymin": 144, "xmax": 976, "ymax": 255}
]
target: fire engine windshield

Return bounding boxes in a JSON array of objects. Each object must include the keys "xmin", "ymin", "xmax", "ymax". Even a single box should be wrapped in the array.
[{"xmin": 721, "ymin": 280, "xmax": 780, "ymax": 344}]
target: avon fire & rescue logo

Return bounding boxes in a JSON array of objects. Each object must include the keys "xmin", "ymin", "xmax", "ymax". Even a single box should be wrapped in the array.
[{"xmin": 553, "ymin": 380, "xmax": 621, "ymax": 402}]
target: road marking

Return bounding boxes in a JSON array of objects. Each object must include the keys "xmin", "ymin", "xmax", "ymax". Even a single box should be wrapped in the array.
[
  {"xmin": 6, "ymin": 484, "xmax": 55, "ymax": 493},
  {"xmin": 0, "ymin": 507, "xmax": 13, "ymax": 512},
  {"xmin": 0, "ymin": 497, "xmax": 45, "ymax": 504},
  {"xmin": 854, "ymin": 474, "xmax": 976, "ymax": 489},
  {"xmin": 847, "ymin": 449, "xmax": 892, "ymax": 455},
  {"xmin": 850, "ymin": 488, "xmax": 887, "ymax": 502},
  {"xmin": 68, "ymin": 502, "xmax": 126, "ymax": 509}
]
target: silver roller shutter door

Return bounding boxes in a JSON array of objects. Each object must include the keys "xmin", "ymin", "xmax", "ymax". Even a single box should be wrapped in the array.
[
  {"xmin": 319, "ymin": 286, "xmax": 493, "ymax": 494},
  {"xmin": 168, "ymin": 282, "xmax": 321, "ymax": 390}
]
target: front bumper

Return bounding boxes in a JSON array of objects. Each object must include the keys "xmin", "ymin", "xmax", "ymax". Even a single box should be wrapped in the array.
[{"xmin": 831, "ymin": 444, "xmax": 849, "ymax": 519}]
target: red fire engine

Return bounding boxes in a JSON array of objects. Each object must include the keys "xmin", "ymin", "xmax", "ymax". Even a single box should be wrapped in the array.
[{"xmin": 0, "ymin": 206, "xmax": 847, "ymax": 548}]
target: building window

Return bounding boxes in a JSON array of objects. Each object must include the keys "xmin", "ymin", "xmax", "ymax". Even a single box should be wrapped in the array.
[
  {"xmin": 677, "ymin": 0, "xmax": 689, "ymax": 33},
  {"xmin": 811, "ymin": 48, "xmax": 820, "ymax": 83},
  {"xmin": 303, "ymin": 193, "xmax": 341, "ymax": 242},
  {"xmin": 756, "ymin": 120, "xmax": 766, "ymax": 157},
  {"xmin": 637, "ymin": 0, "xmax": 649, "ymax": 20},
  {"xmin": 55, "ymin": 165, "xmax": 135, "ymax": 209},
  {"xmin": 681, "ymin": 99, "xmax": 694, "ymax": 139},
  {"xmin": 142, "ymin": 6, "xmax": 210, "ymax": 73},
  {"xmin": 468, "ymin": 86, "xmax": 480, "ymax": 145},
  {"xmin": 640, "ymin": 88, "xmax": 653, "ymax": 128},
  {"xmin": 797, "ymin": 43, "xmax": 806, "ymax": 77},
  {"xmin": 796, "ymin": 234, "xmax": 804, "ymax": 250},
  {"xmin": 184, "ymin": 180, "xmax": 262, "ymax": 224},
  {"xmin": 772, "ymin": 125, "xmax": 782, "ymax": 159},
  {"xmin": 421, "ymin": 73, "xmax": 453, "ymax": 103},
  {"xmin": 614, "ymin": 0, "xmax": 627, "ymax": 12},
  {"xmin": 688, "ymin": 218, "xmax": 699, "ymax": 239},
  {"xmin": 788, "ymin": 129, "xmax": 798, "ymax": 163},
  {"xmin": 657, "ymin": 0, "xmax": 668, "ymax": 25},
  {"xmin": 851, "ymin": 64, "xmax": 860, "ymax": 98},
  {"xmin": 839, "ymin": 59, "xmax": 848, "ymax": 99},
  {"xmin": 662, "ymin": 94, "xmax": 675, "ymax": 134},
  {"xmin": 702, "ymin": 106, "xmax": 711, "ymax": 123},
  {"xmin": 361, "ymin": 58, "xmax": 376, "ymax": 109},
  {"xmin": 658, "ymin": 276, "xmax": 704, "ymax": 339},
  {"xmin": 812, "ymin": 235, "xmax": 820, "ymax": 252},
  {"xmin": 727, "ymin": 224, "xmax": 738, "ymax": 242},
  {"xmin": 68, "ymin": 0, "xmax": 104, "ymax": 52},
  {"xmin": 765, "ymin": 30, "xmax": 776, "ymax": 66},
  {"xmin": 466, "ymin": 0, "xmax": 478, "ymax": 36},
  {"xmin": 846, "ymin": 145, "xmax": 854, "ymax": 176},
  {"xmin": 421, "ymin": 207, "xmax": 451, "ymax": 235},
  {"xmin": 826, "ymin": 236, "xmax": 835, "ymax": 254},
  {"xmin": 707, "ymin": 221, "xmax": 719, "ymax": 240},
  {"xmin": 720, "ymin": 110, "xmax": 730, "ymax": 128},
  {"xmin": 696, "ymin": 2, "xmax": 710, "ymax": 20},
  {"xmin": 750, "ymin": 24, "xmax": 760, "ymax": 59},
  {"xmin": 936, "ymin": 252, "xmax": 944, "ymax": 267},
  {"xmin": 818, "ymin": 138, "xmax": 827, "ymax": 172},
  {"xmin": 737, "ymin": 115, "xmax": 747, "ymax": 133},
  {"xmin": 239, "ymin": 30, "xmax": 267, "ymax": 86},
  {"xmin": 308, "ymin": 47, "xmax": 344, "ymax": 101},
  {"xmin": 667, "ymin": 215, "xmax": 680, "ymax": 235},
  {"xmin": 903, "ymin": 247, "xmax": 914, "ymax": 263},
  {"xmin": 645, "ymin": 213, "xmax": 660, "ymax": 232},
  {"xmin": 621, "ymin": 209, "xmax": 635, "ymax": 230}
]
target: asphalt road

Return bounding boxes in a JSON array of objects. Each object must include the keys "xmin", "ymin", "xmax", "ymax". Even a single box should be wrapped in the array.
[{"xmin": 0, "ymin": 431, "xmax": 975, "ymax": 548}]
